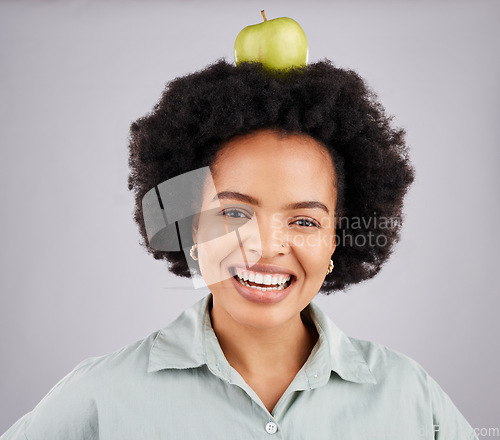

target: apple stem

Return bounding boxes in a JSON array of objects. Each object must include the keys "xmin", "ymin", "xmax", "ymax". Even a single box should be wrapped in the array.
[{"xmin": 261, "ymin": 9, "xmax": 267, "ymax": 21}]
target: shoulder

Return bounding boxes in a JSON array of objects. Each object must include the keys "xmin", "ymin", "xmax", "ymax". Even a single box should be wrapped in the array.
[
  {"xmin": 43, "ymin": 329, "xmax": 164, "ymax": 409},
  {"xmin": 347, "ymin": 335, "xmax": 433, "ymax": 402},
  {"xmin": 47, "ymin": 329, "xmax": 160, "ymax": 398},
  {"xmin": 349, "ymin": 335, "xmax": 429, "ymax": 387},
  {"xmin": 68, "ymin": 330, "xmax": 160, "ymax": 381},
  {"xmin": 348, "ymin": 336, "xmax": 478, "ymax": 439},
  {"xmin": 37, "ymin": 329, "xmax": 161, "ymax": 399},
  {"xmin": 2, "ymin": 331, "xmax": 160, "ymax": 440}
]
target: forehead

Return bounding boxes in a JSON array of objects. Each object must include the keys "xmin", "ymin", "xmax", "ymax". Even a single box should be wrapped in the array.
[{"xmin": 211, "ymin": 130, "xmax": 336, "ymax": 196}]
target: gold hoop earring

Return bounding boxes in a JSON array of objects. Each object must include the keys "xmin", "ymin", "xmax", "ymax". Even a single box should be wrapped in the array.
[
  {"xmin": 326, "ymin": 259, "xmax": 334, "ymax": 275},
  {"xmin": 190, "ymin": 244, "xmax": 198, "ymax": 261}
]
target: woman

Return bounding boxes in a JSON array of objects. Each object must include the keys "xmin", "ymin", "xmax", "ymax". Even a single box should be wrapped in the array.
[{"xmin": 1, "ymin": 59, "xmax": 478, "ymax": 439}]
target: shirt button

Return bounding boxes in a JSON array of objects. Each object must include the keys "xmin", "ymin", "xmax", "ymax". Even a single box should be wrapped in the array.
[{"xmin": 265, "ymin": 422, "xmax": 278, "ymax": 434}]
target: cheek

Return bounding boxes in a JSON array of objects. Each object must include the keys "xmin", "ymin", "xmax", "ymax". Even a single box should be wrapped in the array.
[
  {"xmin": 196, "ymin": 215, "xmax": 263, "ymax": 277},
  {"xmin": 197, "ymin": 234, "xmax": 237, "ymax": 285},
  {"xmin": 197, "ymin": 222, "xmax": 261, "ymax": 285},
  {"xmin": 291, "ymin": 230, "xmax": 334, "ymax": 279}
]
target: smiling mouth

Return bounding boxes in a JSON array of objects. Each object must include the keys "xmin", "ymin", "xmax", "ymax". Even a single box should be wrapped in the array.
[{"xmin": 230, "ymin": 267, "xmax": 294, "ymax": 291}]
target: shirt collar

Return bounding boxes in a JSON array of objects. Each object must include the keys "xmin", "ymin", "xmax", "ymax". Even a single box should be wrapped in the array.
[
  {"xmin": 305, "ymin": 299, "xmax": 377, "ymax": 385},
  {"xmin": 148, "ymin": 293, "xmax": 377, "ymax": 385}
]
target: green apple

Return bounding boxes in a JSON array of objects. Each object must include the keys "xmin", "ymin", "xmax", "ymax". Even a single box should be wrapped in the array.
[{"xmin": 234, "ymin": 10, "xmax": 309, "ymax": 70}]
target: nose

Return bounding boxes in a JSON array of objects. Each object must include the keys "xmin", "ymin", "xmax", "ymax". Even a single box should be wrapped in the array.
[{"xmin": 242, "ymin": 213, "xmax": 290, "ymax": 259}]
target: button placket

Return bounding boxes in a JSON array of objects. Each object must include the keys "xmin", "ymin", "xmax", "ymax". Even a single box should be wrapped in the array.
[{"xmin": 265, "ymin": 421, "xmax": 278, "ymax": 434}]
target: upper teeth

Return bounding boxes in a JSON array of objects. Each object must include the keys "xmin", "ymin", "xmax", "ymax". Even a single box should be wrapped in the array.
[{"xmin": 234, "ymin": 267, "xmax": 292, "ymax": 285}]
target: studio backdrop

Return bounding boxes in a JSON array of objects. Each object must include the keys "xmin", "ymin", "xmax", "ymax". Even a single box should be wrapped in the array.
[{"xmin": 0, "ymin": 0, "xmax": 499, "ymax": 436}]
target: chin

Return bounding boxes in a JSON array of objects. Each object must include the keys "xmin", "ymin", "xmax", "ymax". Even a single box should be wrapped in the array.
[{"xmin": 211, "ymin": 276, "xmax": 305, "ymax": 329}]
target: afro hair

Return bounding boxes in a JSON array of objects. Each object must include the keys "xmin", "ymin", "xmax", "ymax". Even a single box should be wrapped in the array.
[{"xmin": 127, "ymin": 58, "xmax": 415, "ymax": 294}]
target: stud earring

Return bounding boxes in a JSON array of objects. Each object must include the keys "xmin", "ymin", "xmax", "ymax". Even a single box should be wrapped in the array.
[
  {"xmin": 190, "ymin": 243, "xmax": 198, "ymax": 261},
  {"xmin": 326, "ymin": 259, "xmax": 334, "ymax": 275}
]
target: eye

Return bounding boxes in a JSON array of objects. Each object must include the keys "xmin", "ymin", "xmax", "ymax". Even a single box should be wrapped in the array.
[
  {"xmin": 292, "ymin": 218, "xmax": 320, "ymax": 228},
  {"xmin": 219, "ymin": 208, "xmax": 252, "ymax": 219}
]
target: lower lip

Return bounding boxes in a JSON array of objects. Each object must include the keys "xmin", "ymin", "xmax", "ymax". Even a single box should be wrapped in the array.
[{"xmin": 230, "ymin": 275, "xmax": 295, "ymax": 304}]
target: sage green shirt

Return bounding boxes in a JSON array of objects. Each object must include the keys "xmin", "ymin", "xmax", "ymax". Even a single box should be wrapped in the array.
[{"xmin": 1, "ymin": 293, "xmax": 478, "ymax": 439}]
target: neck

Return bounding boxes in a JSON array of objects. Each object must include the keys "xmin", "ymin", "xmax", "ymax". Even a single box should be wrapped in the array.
[{"xmin": 209, "ymin": 298, "xmax": 318, "ymax": 378}]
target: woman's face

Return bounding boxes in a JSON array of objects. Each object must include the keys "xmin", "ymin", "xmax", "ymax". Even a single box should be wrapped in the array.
[{"xmin": 194, "ymin": 129, "xmax": 337, "ymax": 330}]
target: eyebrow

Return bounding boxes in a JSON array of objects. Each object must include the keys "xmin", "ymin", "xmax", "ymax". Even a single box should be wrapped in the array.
[{"xmin": 212, "ymin": 191, "xmax": 330, "ymax": 214}]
